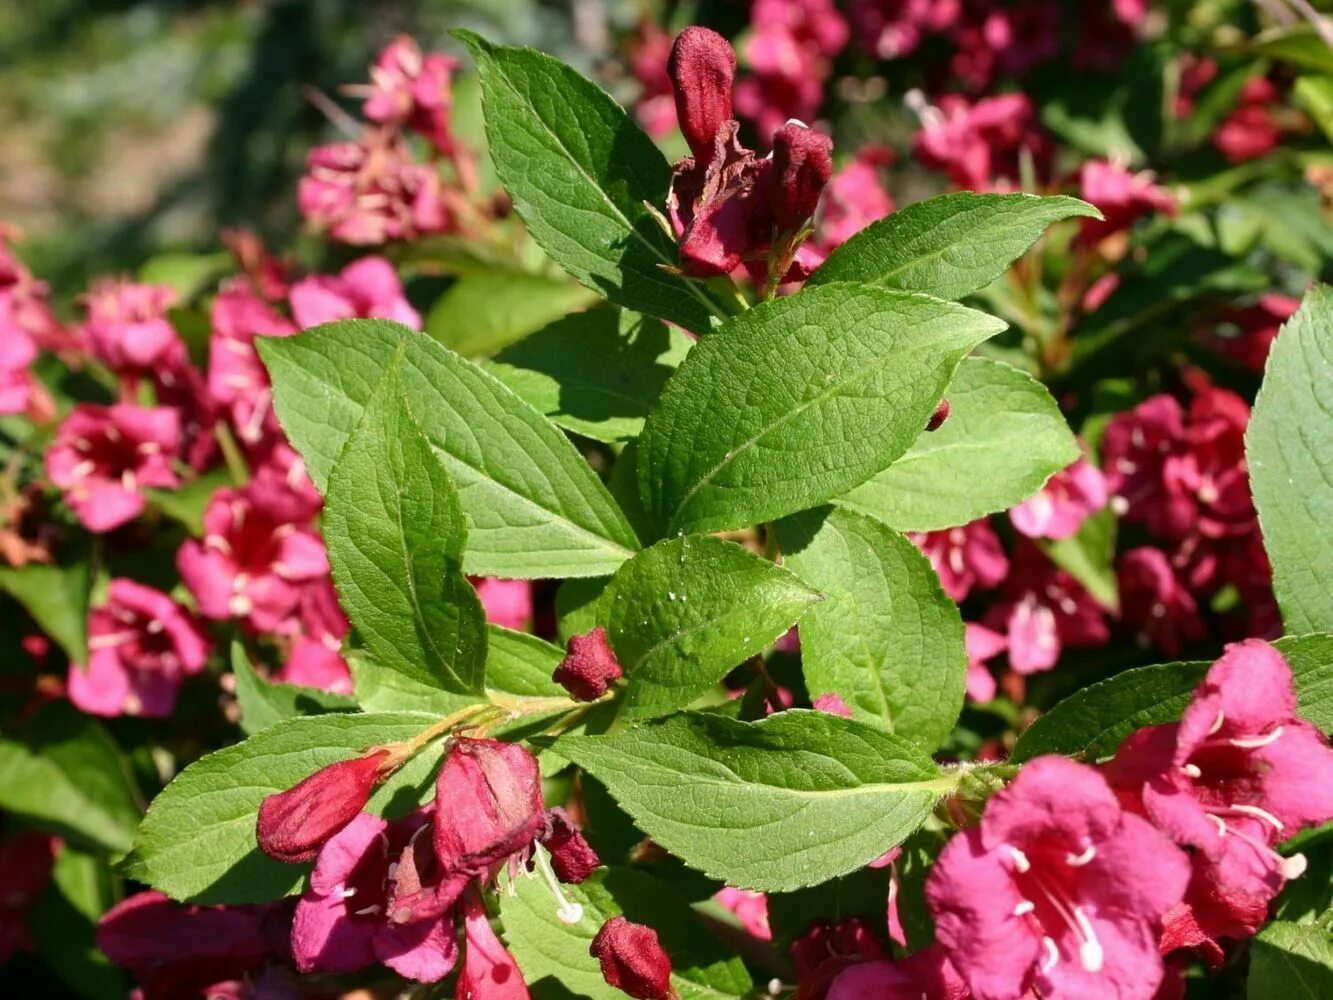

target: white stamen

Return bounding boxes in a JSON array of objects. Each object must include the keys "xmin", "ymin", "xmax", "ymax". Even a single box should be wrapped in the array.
[
  {"xmin": 1229, "ymin": 803, "xmax": 1285, "ymax": 832},
  {"xmin": 341, "ymin": 887, "xmax": 357, "ymax": 898},
  {"xmin": 1073, "ymin": 907, "xmax": 1104, "ymax": 972},
  {"xmin": 1013, "ymin": 900, "xmax": 1035, "ymax": 917},
  {"xmin": 1207, "ymin": 710, "xmax": 1226, "ymax": 736},
  {"xmin": 354, "ymin": 905, "xmax": 382, "ymax": 917},
  {"xmin": 1281, "ymin": 853, "xmax": 1308, "ymax": 880},
  {"xmin": 1230, "ymin": 726, "xmax": 1284, "ymax": 749},
  {"xmin": 1182, "ymin": 763, "xmax": 1202, "ymax": 779},
  {"xmin": 1040, "ymin": 936, "xmax": 1060, "ymax": 972},
  {"xmin": 1066, "ymin": 845, "xmax": 1097, "ymax": 867},
  {"xmin": 1009, "ymin": 847, "xmax": 1031, "ymax": 873}
]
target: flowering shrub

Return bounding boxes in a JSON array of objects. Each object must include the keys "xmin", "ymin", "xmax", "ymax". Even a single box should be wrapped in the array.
[{"xmin": 2, "ymin": 4, "xmax": 1333, "ymax": 999}]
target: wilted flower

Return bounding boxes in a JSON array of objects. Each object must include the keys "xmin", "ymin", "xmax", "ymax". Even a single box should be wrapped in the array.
[
  {"xmin": 257, "ymin": 751, "xmax": 390, "ymax": 863},
  {"xmin": 458, "ymin": 885, "xmax": 529, "ymax": 999},
  {"xmin": 539, "ymin": 809, "xmax": 600, "ymax": 884},
  {"xmin": 553, "ymin": 627, "xmax": 623, "ymax": 702},
  {"xmin": 433, "ymin": 738, "xmax": 545, "ymax": 882},
  {"xmin": 591, "ymin": 916, "xmax": 675, "ymax": 1000}
]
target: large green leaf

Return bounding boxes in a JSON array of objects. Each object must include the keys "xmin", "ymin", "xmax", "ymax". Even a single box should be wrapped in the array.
[
  {"xmin": 0, "ymin": 557, "xmax": 91, "ymax": 665},
  {"xmin": 1248, "ymin": 286, "xmax": 1333, "ymax": 634},
  {"xmin": 836, "ymin": 357, "xmax": 1079, "ymax": 532},
  {"xmin": 455, "ymin": 31, "xmax": 726, "ymax": 332},
  {"xmin": 0, "ymin": 703, "xmax": 141, "ymax": 854},
  {"xmin": 259, "ymin": 320, "xmax": 640, "ymax": 578},
  {"xmin": 780, "ymin": 507, "xmax": 966, "ymax": 750},
  {"xmin": 1248, "ymin": 919, "xmax": 1333, "ymax": 1000},
  {"xmin": 637, "ymin": 285, "xmax": 1006, "ymax": 536},
  {"xmin": 557, "ymin": 711, "xmax": 954, "ymax": 891},
  {"xmin": 501, "ymin": 867, "xmax": 753, "ymax": 1000},
  {"xmin": 424, "ymin": 270, "xmax": 599, "ymax": 358},
  {"xmin": 600, "ymin": 536, "xmax": 821, "ymax": 719},
  {"xmin": 231, "ymin": 642, "xmax": 356, "ymax": 735},
  {"xmin": 325, "ymin": 361, "xmax": 485, "ymax": 695},
  {"xmin": 808, "ymin": 193, "xmax": 1100, "ymax": 298},
  {"xmin": 488, "ymin": 308, "xmax": 692, "ymax": 444},
  {"xmin": 1012, "ymin": 633, "xmax": 1333, "ymax": 762},
  {"xmin": 123, "ymin": 712, "xmax": 440, "ymax": 904}
]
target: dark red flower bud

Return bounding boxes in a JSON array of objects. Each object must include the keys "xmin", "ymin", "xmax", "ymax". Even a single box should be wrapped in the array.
[
  {"xmin": 256, "ymin": 750, "xmax": 388, "ymax": 863},
  {"xmin": 552, "ymin": 626, "xmax": 624, "ymax": 701},
  {"xmin": 541, "ymin": 809, "xmax": 600, "ymax": 884},
  {"xmin": 433, "ymin": 738, "xmax": 544, "ymax": 877},
  {"xmin": 767, "ymin": 123, "xmax": 833, "ymax": 234},
  {"xmin": 668, "ymin": 27, "xmax": 736, "ymax": 162},
  {"xmin": 591, "ymin": 916, "xmax": 675, "ymax": 1000},
  {"xmin": 926, "ymin": 398, "xmax": 951, "ymax": 432}
]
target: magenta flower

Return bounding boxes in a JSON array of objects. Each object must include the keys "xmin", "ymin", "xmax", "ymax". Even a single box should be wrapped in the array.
[
  {"xmin": 458, "ymin": 884, "xmax": 529, "ymax": 999},
  {"xmin": 1157, "ymin": 851, "xmax": 1273, "ymax": 966},
  {"xmin": 926, "ymin": 756, "xmax": 1189, "ymax": 1000},
  {"xmin": 291, "ymin": 811, "xmax": 459, "ymax": 981},
  {"xmin": 804, "ymin": 146, "xmax": 895, "ymax": 266},
  {"xmin": 360, "ymin": 35, "xmax": 460, "ymax": 155},
  {"xmin": 68, "ymin": 579, "xmax": 210, "ymax": 718},
  {"xmin": 984, "ymin": 544, "xmax": 1109, "ymax": 675},
  {"xmin": 1010, "ymin": 455, "xmax": 1109, "ymax": 541},
  {"xmin": 733, "ymin": 0, "xmax": 848, "ymax": 137},
  {"xmin": 473, "ymin": 577, "xmax": 533, "ymax": 631},
  {"xmin": 1215, "ymin": 78, "xmax": 1282, "ymax": 164},
  {"xmin": 590, "ymin": 915, "xmax": 674, "ymax": 1000},
  {"xmin": 81, "ymin": 278, "xmax": 183, "ymax": 379},
  {"xmin": 257, "ymin": 751, "xmax": 390, "ymax": 863},
  {"xmin": 433, "ymin": 738, "xmax": 545, "ymax": 884},
  {"xmin": 630, "ymin": 23, "xmax": 677, "ymax": 138},
  {"xmin": 540, "ymin": 809, "xmax": 600, "ymax": 885},
  {"xmin": 1078, "ymin": 160, "xmax": 1177, "ymax": 244},
  {"xmin": 0, "ymin": 832, "xmax": 58, "ymax": 963},
  {"xmin": 1116, "ymin": 547, "xmax": 1205, "ymax": 656},
  {"xmin": 1101, "ymin": 394, "xmax": 1192, "ymax": 538},
  {"xmin": 715, "ymin": 887, "xmax": 771, "ymax": 940},
  {"xmin": 1074, "ymin": 0, "xmax": 1147, "ymax": 71},
  {"xmin": 275, "ymin": 634, "xmax": 353, "ymax": 694},
  {"xmin": 851, "ymin": 0, "xmax": 959, "ymax": 59},
  {"xmin": 46, "ymin": 403, "xmax": 181, "ymax": 532},
  {"xmin": 914, "ymin": 93, "xmax": 1051, "ymax": 192},
  {"xmin": 207, "ymin": 280, "xmax": 296, "ymax": 446},
  {"xmin": 553, "ymin": 627, "xmax": 623, "ymax": 702},
  {"xmin": 965, "ymin": 622, "xmax": 1007, "ymax": 702},
  {"xmin": 176, "ymin": 475, "xmax": 328, "ymax": 632},
  {"xmin": 1198, "ymin": 294, "xmax": 1299, "ymax": 373},
  {"xmin": 827, "ymin": 944, "xmax": 969, "ymax": 1000},
  {"xmin": 1109, "ymin": 640, "xmax": 1333, "ymax": 900},
  {"xmin": 910, "ymin": 519, "xmax": 1009, "ymax": 603},
  {"xmin": 289, "ymin": 255, "xmax": 421, "ymax": 331},
  {"xmin": 790, "ymin": 917, "xmax": 886, "ymax": 1000},
  {"xmin": 0, "ymin": 314, "xmax": 38, "ymax": 416}
]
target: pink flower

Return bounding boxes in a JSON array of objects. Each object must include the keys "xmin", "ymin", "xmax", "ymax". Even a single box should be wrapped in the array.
[
  {"xmin": 851, "ymin": 0, "xmax": 960, "ymax": 59},
  {"xmin": 1101, "ymin": 395, "xmax": 1191, "ymax": 538},
  {"xmin": 289, "ymin": 256, "xmax": 421, "ymax": 331},
  {"xmin": 927, "ymin": 756, "xmax": 1189, "ymax": 1000},
  {"xmin": 360, "ymin": 36, "xmax": 459, "ymax": 155},
  {"xmin": 1215, "ymin": 78, "xmax": 1282, "ymax": 164},
  {"xmin": 734, "ymin": 0, "xmax": 848, "ymax": 136},
  {"xmin": 275, "ymin": 634, "xmax": 353, "ymax": 694},
  {"xmin": 1011, "ymin": 455, "xmax": 1109, "ymax": 541},
  {"xmin": 257, "ymin": 751, "xmax": 390, "ymax": 863},
  {"xmin": 208, "ymin": 280, "xmax": 296, "ymax": 446},
  {"xmin": 980, "ymin": 1, "xmax": 1061, "ymax": 78},
  {"xmin": 1108, "ymin": 640, "xmax": 1333, "ymax": 901},
  {"xmin": 1078, "ymin": 160, "xmax": 1177, "ymax": 244},
  {"xmin": 1198, "ymin": 294, "xmax": 1299, "ymax": 373},
  {"xmin": 1116, "ymin": 548, "xmax": 1205, "ymax": 656},
  {"xmin": 828, "ymin": 944, "xmax": 969, "ymax": 1000},
  {"xmin": 590, "ymin": 915, "xmax": 674, "ymax": 1000},
  {"xmin": 965, "ymin": 622, "xmax": 1007, "ymax": 702},
  {"xmin": 1165, "ymin": 382, "xmax": 1254, "ymax": 541},
  {"xmin": 807, "ymin": 146, "xmax": 895, "ymax": 263},
  {"xmin": 0, "ymin": 832, "xmax": 58, "ymax": 963},
  {"xmin": 630, "ymin": 23, "xmax": 677, "ymax": 137},
  {"xmin": 68, "ymin": 579, "xmax": 210, "ymax": 718},
  {"xmin": 791, "ymin": 918, "xmax": 886, "ymax": 1000},
  {"xmin": 46, "ymin": 404, "xmax": 181, "ymax": 532},
  {"xmin": 473, "ymin": 577, "xmax": 533, "ymax": 631},
  {"xmin": 812, "ymin": 691, "xmax": 853, "ymax": 717},
  {"xmin": 458, "ymin": 884, "xmax": 529, "ymax": 999},
  {"xmin": 910, "ymin": 519, "xmax": 1009, "ymax": 602},
  {"xmin": 1157, "ymin": 852, "xmax": 1272, "ymax": 966},
  {"xmin": 540, "ymin": 809, "xmax": 600, "ymax": 885},
  {"xmin": 0, "ymin": 313, "xmax": 38, "ymax": 416},
  {"xmin": 298, "ymin": 134, "xmax": 450, "ymax": 245},
  {"xmin": 176, "ymin": 475, "xmax": 328, "ymax": 632},
  {"xmin": 81, "ymin": 279, "xmax": 182, "ymax": 379},
  {"xmin": 291, "ymin": 811, "xmax": 459, "ymax": 981},
  {"xmin": 1074, "ymin": 0, "xmax": 1146, "ymax": 71},
  {"xmin": 914, "ymin": 93, "xmax": 1051, "ymax": 191},
  {"xmin": 553, "ymin": 627, "xmax": 623, "ymax": 702},
  {"xmin": 715, "ymin": 887, "xmax": 771, "ymax": 940},
  {"xmin": 985, "ymin": 544, "xmax": 1109, "ymax": 675}
]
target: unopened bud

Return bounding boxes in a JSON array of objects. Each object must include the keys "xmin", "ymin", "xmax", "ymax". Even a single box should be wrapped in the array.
[
  {"xmin": 433, "ymin": 738, "xmax": 544, "ymax": 877},
  {"xmin": 926, "ymin": 398, "xmax": 951, "ymax": 432},
  {"xmin": 668, "ymin": 28, "xmax": 736, "ymax": 162},
  {"xmin": 256, "ymin": 750, "xmax": 389, "ymax": 863},
  {"xmin": 541, "ymin": 809, "xmax": 601, "ymax": 884},
  {"xmin": 591, "ymin": 916, "xmax": 675, "ymax": 1000},
  {"xmin": 767, "ymin": 123, "xmax": 833, "ymax": 234},
  {"xmin": 553, "ymin": 627, "xmax": 624, "ymax": 701}
]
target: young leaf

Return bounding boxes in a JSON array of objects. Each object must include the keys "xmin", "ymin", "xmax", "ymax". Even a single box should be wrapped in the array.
[
  {"xmin": 637, "ymin": 285, "xmax": 1006, "ymax": 536},
  {"xmin": 808, "ymin": 193, "xmax": 1101, "ymax": 299},
  {"xmin": 324, "ymin": 360, "xmax": 486, "ymax": 695},
  {"xmin": 0, "ymin": 557, "xmax": 91, "ymax": 665},
  {"xmin": 836, "ymin": 358, "xmax": 1079, "ymax": 532},
  {"xmin": 1247, "ymin": 918, "xmax": 1333, "ymax": 1000},
  {"xmin": 600, "ymin": 536, "xmax": 822, "ymax": 720},
  {"xmin": 1012, "ymin": 633, "xmax": 1333, "ymax": 762},
  {"xmin": 0, "ymin": 702, "xmax": 142, "ymax": 854},
  {"xmin": 779, "ymin": 507, "xmax": 966, "ymax": 750},
  {"xmin": 424, "ymin": 270, "xmax": 599, "ymax": 357},
  {"xmin": 487, "ymin": 308, "xmax": 693, "ymax": 444},
  {"xmin": 231, "ymin": 642, "xmax": 356, "ymax": 735},
  {"xmin": 556, "ymin": 711, "xmax": 956, "ymax": 891},
  {"xmin": 259, "ymin": 320, "xmax": 641, "ymax": 578},
  {"xmin": 1247, "ymin": 285, "xmax": 1333, "ymax": 634},
  {"xmin": 454, "ymin": 30, "xmax": 726, "ymax": 332},
  {"xmin": 501, "ymin": 867, "xmax": 753, "ymax": 1000},
  {"xmin": 123, "ymin": 712, "xmax": 439, "ymax": 904}
]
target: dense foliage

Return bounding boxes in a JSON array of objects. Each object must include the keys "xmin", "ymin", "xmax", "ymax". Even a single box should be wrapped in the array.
[{"xmin": 1, "ymin": 2, "xmax": 1332, "ymax": 998}]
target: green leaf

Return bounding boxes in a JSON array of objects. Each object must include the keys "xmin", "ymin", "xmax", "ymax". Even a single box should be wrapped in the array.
[
  {"xmin": 1248, "ymin": 286, "xmax": 1333, "ymax": 634},
  {"xmin": 1296, "ymin": 77, "xmax": 1333, "ymax": 144},
  {"xmin": 259, "ymin": 320, "xmax": 640, "ymax": 578},
  {"xmin": 325, "ymin": 359, "xmax": 486, "ymax": 695},
  {"xmin": 836, "ymin": 357, "xmax": 1079, "ymax": 532},
  {"xmin": 1248, "ymin": 919, "xmax": 1333, "ymax": 1000},
  {"xmin": 0, "ymin": 557, "xmax": 91, "ymax": 665},
  {"xmin": 779, "ymin": 507, "xmax": 966, "ymax": 750},
  {"xmin": 424, "ymin": 270, "xmax": 599, "ymax": 358},
  {"xmin": 123, "ymin": 712, "xmax": 439, "ymax": 904},
  {"xmin": 600, "ymin": 536, "xmax": 821, "ymax": 720},
  {"xmin": 1042, "ymin": 506, "xmax": 1119, "ymax": 611},
  {"xmin": 502, "ymin": 867, "xmax": 753, "ymax": 1000},
  {"xmin": 455, "ymin": 31, "xmax": 726, "ymax": 332},
  {"xmin": 637, "ymin": 285, "xmax": 1007, "ymax": 536},
  {"xmin": 137, "ymin": 251, "xmax": 231, "ymax": 302},
  {"xmin": 808, "ymin": 193, "xmax": 1100, "ymax": 299},
  {"xmin": 146, "ymin": 467, "xmax": 233, "ymax": 535},
  {"xmin": 1013, "ymin": 633, "xmax": 1333, "ymax": 762},
  {"xmin": 231, "ymin": 642, "xmax": 356, "ymax": 735},
  {"xmin": 0, "ymin": 702, "xmax": 141, "ymax": 854},
  {"xmin": 556, "ymin": 711, "xmax": 955, "ymax": 891},
  {"xmin": 487, "ymin": 308, "xmax": 692, "ymax": 444},
  {"xmin": 1258, "ymin": 25, "xmax": 1333, "ymax": 75},
  {"xmin": 484, "ymin": 625, "xmax": 569, "ymax": 699}
]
